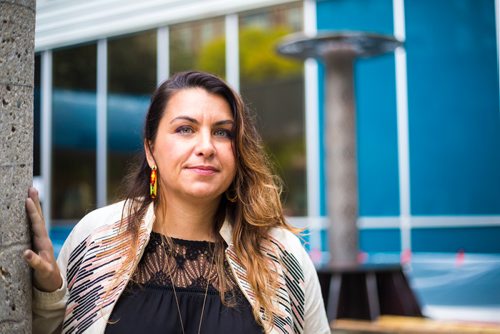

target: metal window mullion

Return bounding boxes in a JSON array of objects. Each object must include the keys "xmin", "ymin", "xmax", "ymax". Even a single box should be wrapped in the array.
[
  {"xmin": 97, "ymin": 39, "xmax": 108, "ymax": 207},
  {"xmin": 393, "ymin": 0, "xmax": 412, "ymax": 253},
  {"xmin": 225, "ymin": 14, "xmax": 239, "ymax": 92},
  {"xmin": 41, "ymin": 50, "xmax": 53, "ymax": 231},
  {"xmin": 157, "ymin": 26, "xmax": 169, "ymax": 85}
]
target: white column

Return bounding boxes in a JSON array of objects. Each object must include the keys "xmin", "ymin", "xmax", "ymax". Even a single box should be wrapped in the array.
[
  {"xmin": 41, "ymin": 50, "xmax": 52, "ymax": 231},
  {"xmin": 303, "ymin": 0, "xmax": 322, "ymax": 254},
  {"xmin": 97, "ymin": 39, "xmax": 107, "ymax": 207},
  {"xmin": 304, "ymin": 60, "xmax": 320, "ymax": 214},
  {"xmin": 304, "ymin": 0, "xmax": 320, "ymax": 216},
  {"xmin": 393, "ymin": 0, "xmax": 412, "ymax": 253},
  {"xmin": 225, "ymin": 14, "xmax": 239, "ymax": 92}
]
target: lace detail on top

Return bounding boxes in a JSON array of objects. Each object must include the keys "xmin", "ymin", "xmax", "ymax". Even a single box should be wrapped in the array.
[{"xmin": 129, "ymin": 231, "xmax": 239, "ymax": 295}]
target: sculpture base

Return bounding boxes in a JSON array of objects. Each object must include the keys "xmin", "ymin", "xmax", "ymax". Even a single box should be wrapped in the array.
[{"xmin": 317, "ymin": 264, "xmax": 423, "ymax": 321}]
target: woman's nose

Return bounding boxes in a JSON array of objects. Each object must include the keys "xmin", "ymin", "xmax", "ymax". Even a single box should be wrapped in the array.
[{"xmin": 195, "ymin": 131, "xmax": 215, "ymax": 157}]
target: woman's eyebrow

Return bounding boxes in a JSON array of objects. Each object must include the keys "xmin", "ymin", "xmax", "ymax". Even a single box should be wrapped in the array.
[
  {"xmin": 170, "ymin": 116, "xmax": 197, "ymax": 124},
  {"xmin": 214, "ymin": 120, "xmax": 234, "ymax": 126},
  {"xmin": 170, "ymin": 116, "xmax": 234, "ymax": 126}
]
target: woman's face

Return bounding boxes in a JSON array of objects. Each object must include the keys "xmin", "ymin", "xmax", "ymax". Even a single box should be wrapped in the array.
[{"xmin": 147, "ymin": 88, "xmax": 236, "ymax": 203}]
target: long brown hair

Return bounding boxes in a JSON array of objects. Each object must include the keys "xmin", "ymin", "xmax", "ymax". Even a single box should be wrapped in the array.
[{"xmin": 118, "ymin": 71, "xmax": 297, "ymax": 329}]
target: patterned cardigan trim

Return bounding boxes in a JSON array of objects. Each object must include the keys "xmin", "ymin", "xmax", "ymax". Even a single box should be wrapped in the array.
[
  {"xmin": 224, "ymin": 237, "xmax": 306, "ymax": 334},
  {"xmin": 60, "ymin": 210, "xmax": 306, "ymax": 334},
  {"xmin": 62, "ymin": 219, "xmax": 149, "ymax": 334}
]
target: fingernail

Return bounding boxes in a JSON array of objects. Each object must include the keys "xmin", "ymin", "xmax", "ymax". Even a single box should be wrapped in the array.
[{"xmin": 24, "ymin": 250, "xmax": 32, "ymax": 260}]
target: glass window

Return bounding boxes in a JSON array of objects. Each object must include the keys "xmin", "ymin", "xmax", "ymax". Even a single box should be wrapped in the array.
[
  {"xmin": 239, "ymin": 3, "xmax": 305, "ymax": 216},
  {"xmin": 107, "ymin": 30, "xmax": 156, "ymax": 202},
  {"xmin": 170, "ymin": 17, "xmax": 225, "ymax": 77},
  {"xmin": 52, "ymin": 44, "xmax": 97, "ymax": 223}
]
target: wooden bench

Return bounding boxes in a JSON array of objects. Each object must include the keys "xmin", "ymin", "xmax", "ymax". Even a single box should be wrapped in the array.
[{"xmin": 331, "ymin": 315, "xmax": 500, "ymax": 333}]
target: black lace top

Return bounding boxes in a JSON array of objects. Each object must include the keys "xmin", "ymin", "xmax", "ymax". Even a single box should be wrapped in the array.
[{"xmin": 105, "ymin": 232, "xmax": 263, "ymax": 334}]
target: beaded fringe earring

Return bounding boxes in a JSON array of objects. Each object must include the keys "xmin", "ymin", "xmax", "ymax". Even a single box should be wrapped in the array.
[{"xmin": 150, "ymin": 166, "xmax": 157, "ymax": 199}]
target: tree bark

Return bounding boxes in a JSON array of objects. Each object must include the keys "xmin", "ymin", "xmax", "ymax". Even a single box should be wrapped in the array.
[{"xmin": 0, "ymin": 0, "xmax": 36, "ymax": 332}]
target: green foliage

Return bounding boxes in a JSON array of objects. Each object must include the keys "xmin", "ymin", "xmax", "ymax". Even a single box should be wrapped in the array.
[
  {"xmin": 196, "ymin": 26, "xmax": 302, "ymax": 81},
  {"xmin": 239, "ymin": 26, "xmax": 302, "ymax": 82},
  {"xmin": 196, "ymin": 37, "xmax": 226, "ymax": 77},
  {"xmin": 170, "ymin": 34, "xmax": 196, "ymax": 74}
]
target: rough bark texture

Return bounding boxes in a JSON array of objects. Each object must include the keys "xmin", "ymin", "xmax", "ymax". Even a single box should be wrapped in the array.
[
  {"xmin": 325, "ymin": 51, "xmax": 359, "ymax": 267},
  {"xmin": 0, "ymin": 0, "xmax": 36, "ymax": 332}
]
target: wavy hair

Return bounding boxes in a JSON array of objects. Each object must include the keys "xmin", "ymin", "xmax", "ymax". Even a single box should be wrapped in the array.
[{"xmin": 116, "ymin": 71, "xmax": 298, "ymax": 330}]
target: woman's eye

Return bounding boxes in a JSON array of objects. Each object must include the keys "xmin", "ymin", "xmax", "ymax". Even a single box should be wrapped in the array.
[
  {"xmin": 214, "ymin": 129, "xmax": 232, "ymax": 138},
  {"xmin": 176, "ymin": 126, "xmax": 193, "ymax": 134}
]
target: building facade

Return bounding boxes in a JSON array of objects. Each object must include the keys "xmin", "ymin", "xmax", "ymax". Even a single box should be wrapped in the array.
[{"xmin": 34, "ymin": 0, "xmax": 500, "ymax": 256}]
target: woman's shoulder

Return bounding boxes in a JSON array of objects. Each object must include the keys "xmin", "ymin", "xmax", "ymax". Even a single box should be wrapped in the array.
[
  {"xmin": 267, "ymin": 226, "xmax": 306, "ymax": 257},
  {"xmin": 266, "ymin": 226, "xmax": 318, "ymax": 277}
]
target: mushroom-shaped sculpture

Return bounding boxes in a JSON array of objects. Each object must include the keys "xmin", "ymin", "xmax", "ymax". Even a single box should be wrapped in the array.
[{"xmin": 278, "ymin": 32, "xmax": 403, "ymax": 267}]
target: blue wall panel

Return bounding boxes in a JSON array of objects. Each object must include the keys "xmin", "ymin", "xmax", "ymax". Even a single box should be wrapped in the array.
[
  {"xmin": 406, "ymin": 0, "xmax": 500, "ymax": 215},
  {"xmin": 317, "ymin": 0, "xmax": 400, "ymax": 217},
  {"xmin": 360, "ymin": 228, "xmax": 401, "ymax": 253},
  {"xmin": 412, "ymin": 226, "xmax": 500, "ymax": 253},
  {"xmin": 317, "ymin": 0, "xmax": 394, "ymax": 34}
]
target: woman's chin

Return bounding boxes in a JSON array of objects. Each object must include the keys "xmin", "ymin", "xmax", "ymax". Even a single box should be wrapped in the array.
[{"xmin": 183, "ymin": 189, "xmax": 224, "ymax": 202}]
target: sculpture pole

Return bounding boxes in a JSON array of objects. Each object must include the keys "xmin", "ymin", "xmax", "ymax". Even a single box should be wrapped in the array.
[
  {"xmin": 325, "ymin": 51, "xmax": 358, "ymax": 266},
  {"xmin": 278, "ymin": 32, "xmax": 402, "ymax": 267}
]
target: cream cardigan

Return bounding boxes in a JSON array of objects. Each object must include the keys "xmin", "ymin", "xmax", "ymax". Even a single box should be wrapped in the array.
[{"xmin": 32, "ymin": 200, "xmax": 329, "ymax": 334}]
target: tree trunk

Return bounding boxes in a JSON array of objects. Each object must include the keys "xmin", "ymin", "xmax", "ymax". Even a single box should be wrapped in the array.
[{"xmin": 0, "ymin": 0, "xmax": 36, "ymax": 332}]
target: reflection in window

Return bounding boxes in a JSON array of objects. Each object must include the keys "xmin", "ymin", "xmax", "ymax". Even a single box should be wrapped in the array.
[
  {"xmin": 170, "ymin": 17, "xmax": 225, "ymax": 77},
  {"xmin": 239, "ymin": 3, "xmax": 305, "ymax": 216},
  {"xmin": 52, "ymin": 44, "xmax": 97, "ymax": 222},
  {"xmin": 107, "ymin": 31, "xmax": 156, "ymax": 202}
]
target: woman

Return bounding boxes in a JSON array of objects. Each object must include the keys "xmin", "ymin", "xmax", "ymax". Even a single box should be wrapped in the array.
[{"xmin": 25, "ymin": 71, "xmax": 329, "ymax": 334}]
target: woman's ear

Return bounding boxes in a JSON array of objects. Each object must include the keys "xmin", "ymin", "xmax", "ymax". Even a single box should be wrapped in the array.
[{"xmin": 144, "ymin": 140, "xmax": 156, "ymax": 168}]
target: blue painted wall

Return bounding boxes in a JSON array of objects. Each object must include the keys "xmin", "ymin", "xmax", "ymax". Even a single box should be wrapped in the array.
[
  {"xmin": 406, "ymin": 0, "xmax": 500, "ymax": 215},
  {"xmin": 412, "ymin": 226, "xmax": 500, "ymax": 253},
  {"xmin": 360, "ymin": 229, "xmax": 401, "ymax": 253},
  {"xmin": 405, "ymin": 0, "xmax": 500, "ymax": 252},
  {"xmin": 317, "ymin": 0, "xmax": 500, "ymax": 253}
]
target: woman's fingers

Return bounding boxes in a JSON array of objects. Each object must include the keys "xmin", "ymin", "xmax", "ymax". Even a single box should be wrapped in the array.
[
  {"xmin": 25, "ymin": 187, "xmax": 62, "ymax": 292},
  {"xmin": 26, "ymin": 197, "xmax": 48, "ymax": 239},
  {"xmin": 24, "ymin": 249, "xmax": 51, "ymax": 274},
  {"xmin": 24, "ymin": 249, "xmax": 62, "ymax": 292},
  {"xmin": 26, "ymin": 197, "xmax": 51, "ymax": 254},
  {"xmin": 28, "ymin": 187, "xmax": 43, "ymax": 219}
]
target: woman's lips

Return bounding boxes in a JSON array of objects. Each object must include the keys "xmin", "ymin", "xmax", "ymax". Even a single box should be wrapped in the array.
[{"xmin": 186, "ymin": 166, "xmax": 219, "ymax": 175}]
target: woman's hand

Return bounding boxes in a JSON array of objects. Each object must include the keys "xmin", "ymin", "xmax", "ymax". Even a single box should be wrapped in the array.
[{"xmin": 23, "ymin": 187, "xmax": 63, "ymax": 292}]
